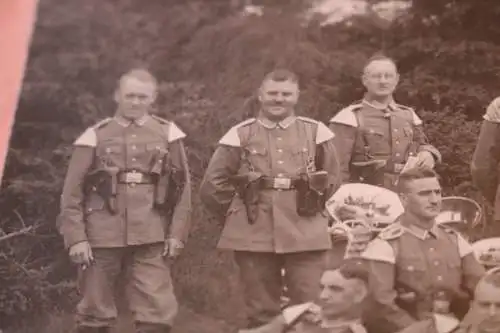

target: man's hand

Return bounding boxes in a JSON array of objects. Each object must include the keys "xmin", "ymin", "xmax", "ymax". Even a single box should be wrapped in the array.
[
  {"xmin": 69, "ymin": 241, "xmax": 93, "ymax": 268},
  {"xmin": 416, "ymin": 151, "xmax": 435, "ymax": 169},
  {"xmin": 162, "ymin": 238, "xmax": 184, "ymax": 258}
]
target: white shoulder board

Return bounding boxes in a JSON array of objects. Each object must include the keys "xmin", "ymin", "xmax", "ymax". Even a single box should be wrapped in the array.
[
  {"xmin": 432, "ymin": 313, "xmax": 460, "ymax": 333},
  {"xmin": 360, "ymin": 238, "xmax": 395, "ymax": 264},
  {"xmin": 329, "ymin": 104, "xmax": 362, "ymax": 127},
  {"xmin": 168, "ymin": 122, "xmax": 187, "ymax": 143},
  {"xmin": 218, "ymin": 118, "xmax": 255, "ymax": 147},
  {"xmin": 74, "ymin": 127, "xmax": 97, "ymax": 147},
  {"xmin": 410, "ymin": 109, "xmax": 423, "ymax": 126},
  {"xmin": 315, "ymin": 121, "xmax": 335, "ymax": 144},
  {"xmin": 484, "ymin": 96, "xmax": 500, "ymax": 123}
]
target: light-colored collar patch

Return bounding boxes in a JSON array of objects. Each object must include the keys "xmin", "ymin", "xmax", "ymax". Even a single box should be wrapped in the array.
[
  {"xmin": 114, "ymin": 114, "xmax": 150, "ymax": 127},
  {"xmin": 258, "ymin": 115, "xmax": 296, "ymax": 129}
]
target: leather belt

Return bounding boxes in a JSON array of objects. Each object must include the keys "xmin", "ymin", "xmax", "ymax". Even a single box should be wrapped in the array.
[
  {"xmin": 118, "ymin": 171, "xmax": 154, "ymax": 184},
  {"xmin": 260, "ymin": 176, "xmax": 299, "ymax": 190}
]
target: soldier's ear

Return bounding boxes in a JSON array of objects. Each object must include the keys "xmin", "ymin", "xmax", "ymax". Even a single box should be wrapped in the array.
[{"xmin": 353, "ymin": 282, "xmax": 368, "ymax": 304}]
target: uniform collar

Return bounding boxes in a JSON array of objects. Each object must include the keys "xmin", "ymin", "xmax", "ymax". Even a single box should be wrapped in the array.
[
  {"xmin": 400, "ymin": 214, "xmax": 440, "ymax": 240},
  {"xmin": 257, "ymin": 115, "xmax": 297, "ymax": 129},
  {"xmin": 320, "ymin": 318, "xmax": 365, "ymax": 331},
  {"xmin": 362, "ymin": 95, "xmax": 397, "ymax": 111},
  {"xmin": 114, "ymin": 114, "xmax": 150, "ymax": 127}
]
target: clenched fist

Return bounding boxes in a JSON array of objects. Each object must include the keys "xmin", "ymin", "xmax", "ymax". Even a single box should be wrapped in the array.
[{"xmin": 69, "ymin": 241, "xmax": 94, "ymax": 268}]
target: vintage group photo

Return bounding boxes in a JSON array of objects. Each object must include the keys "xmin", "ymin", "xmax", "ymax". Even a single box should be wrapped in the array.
[{"xmin": 2, "ymin": 1, "xmax": 500, "ymax": 333}]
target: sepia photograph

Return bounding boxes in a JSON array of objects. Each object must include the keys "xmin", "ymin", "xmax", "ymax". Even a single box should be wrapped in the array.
[{"xmin": 2, "ymin": 0, "xmax": 500, "ymax": 333}]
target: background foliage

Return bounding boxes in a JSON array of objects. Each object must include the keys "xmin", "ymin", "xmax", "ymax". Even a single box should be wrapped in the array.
[{"xmin": 1, "ymin": 0, "xmax": 500, "ymax": 329}]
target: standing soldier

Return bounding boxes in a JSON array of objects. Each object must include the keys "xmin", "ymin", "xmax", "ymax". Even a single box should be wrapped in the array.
[
  {"xmin": 360, "ymin": 167, "xmax": 485, "ymax": 333},
  {"xmin": 471, "ymin": 96, "xmax": 500, "ymax": 236},
  {"xmin": 328, "ymin": 54, "xmax": 441, "ymax": 191},
  {"xmin": 57, "ymin": 69, "xmax": 192, "ymax": 333},
  {"xmin": 199, "ymin": 69, "xmax": 341, "ymax": 329}
]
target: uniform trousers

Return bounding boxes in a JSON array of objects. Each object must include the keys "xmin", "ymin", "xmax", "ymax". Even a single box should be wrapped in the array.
[
  {"xmin": 75, "ymin": 243, "xmax": 178, "ymax": 329},
  {"xmin": 234, "ymin": 250, "xmax": 327, "ymax": 328}
]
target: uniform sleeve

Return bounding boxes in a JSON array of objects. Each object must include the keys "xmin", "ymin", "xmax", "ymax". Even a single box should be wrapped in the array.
[
  {"xmin": 413, "ymin": 125, "xmax": 442, "ymax": 164},
  {"xmin": 362, "ymin": 238, "xmax": 416, "ymax": 331},
  {"xmin": 471, "ymin": 120, "xmax": 500, "ymax": 204},
  {"xmin": 57, "ymin": 146, "xmax": 95, "ymax": 249},
  {"xmin": 316, "ymin": 137, "xmax": 342, "ymax": 197},
  {"xmin": 461, "ymin": 252, "xmax": 486, "ymax": 296},
  {"xmin": 366, "ymin": 259, "xmax": 417, "ymax": 331},
  {"xmin": 199, "ymin": 144, "xmax": 242, "ymax": 220},
  {"xmin": 166, "ymin": 139, "xmax": 192, "ymax": 243},
  {"xmin": 329, "ymin": 123, "xmax": 357, "ymax": 184}
]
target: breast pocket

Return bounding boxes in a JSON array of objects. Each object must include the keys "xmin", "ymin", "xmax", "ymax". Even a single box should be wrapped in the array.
[
  {"xmin": 289, "ymin": 146, "xmax": 311, "ymax": 167},
  {"xmin": 244, "ymin": 145, "xmax": 268, "ymax": 169},
  {"xmin": 363, "ymin": 128, "xmax": 388, "ymax": 154},
  {"xmin": 396, "ymin": 254, "xmax": 428, "ymax": 291}
]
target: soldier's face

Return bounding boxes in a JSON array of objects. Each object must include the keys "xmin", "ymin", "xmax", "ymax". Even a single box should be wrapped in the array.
[
  {"xmin": 472, "ymin": 281, "xmax": 500, "ymax": 332},
  {"xmin": 318, "ymin": 270, "xmax": 367, "ymax": 318},
  {"xmin": 258, "ymin": 79, "xmax": 299, "ymax": 120},
  {"xmin": 400, "ymin": 177, "xmax": 442, "ymax": 220},
  {"xmin": 115, "ymin": 77, "xmax": 157, "ymax": 120},
  {"xmin": 362, "ymin": 59, "xmax": 399, "ymax": 98}
]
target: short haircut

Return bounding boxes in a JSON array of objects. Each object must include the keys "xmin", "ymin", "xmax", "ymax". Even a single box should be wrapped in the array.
[
  {"xmin": 363, "ymin": 52, "xmax": 398, "ymax": 74},
  {"xmin": 396, "ymin": 167, "xmax": 439, "ymax": 194},
  {"xmin": 118, "ymin": 68, "xmax": 158, "ymax": 90},
  {"xmin": 261, "ymin": 68, "xmax": 299, "ymax": 85},
  {"xmin": 334, "ymin": 259, "xmax": 369, "ymax": 285}
]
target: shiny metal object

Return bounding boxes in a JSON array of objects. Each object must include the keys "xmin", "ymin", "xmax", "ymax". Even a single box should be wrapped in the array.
[{"xmin": 435, "ymin": 196, "xmax": 483, "ymax": 239}]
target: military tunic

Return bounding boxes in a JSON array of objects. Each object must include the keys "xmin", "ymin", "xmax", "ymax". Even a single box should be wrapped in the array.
[
  {"xmin": 329, "ymin": 98, "xmax": 441, "ymax": 189},
  {"xmin": 57, "ymin": 114, "xmax": 192, "ymax": 328},
  {"xmin": 471, "ymin": 96, "xmax": 500, "ymax": 223},
  {"xmin": 396, "ymin": 313, "xmax": 462, "ymax": 333},
  {"xmin": 360, "ymin": 214, "xmax": 485, "ymax": 333},
  {"xmin": 200, "ymin": 115, "xmax": 341, "ymax": 328}
]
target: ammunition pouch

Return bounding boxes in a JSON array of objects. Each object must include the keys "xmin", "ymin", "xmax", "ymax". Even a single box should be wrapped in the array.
[
  {"xmin": 84, "ymin": 167, "xmax": 119, "ymax": 215},
  {"xmin": 295, "ymin": 171, "xmax": 329, "ymax": 217},
  {"xmin": 231, "ymin": 172, "xmax": 264, "ymax": 224}
]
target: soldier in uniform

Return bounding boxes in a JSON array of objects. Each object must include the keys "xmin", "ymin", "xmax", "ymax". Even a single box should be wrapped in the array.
[
  {"xmin": 328, "ymin": 54, "xmax": 441, "ymax": 190},
  {"xmin": 199, "ymin": 69, "xmax": 341, "ymax": 329},
  {"xmin": 471, "ymin": 96, "xmax": 500, "ymax": 236},
  {"xmin": 237, "ymin": 259, "xmax": 370, "ymax": 333},
  {"xmin": 397, "ymin": 267, "xmax": 500, "ymax": 333},
  {"xmin": 57, "ymin": 69, "xmax": 192, "ymax": 333},
  {"xmin": 360, "ymin": 167, "xmax": 485, "ymax": 333}
]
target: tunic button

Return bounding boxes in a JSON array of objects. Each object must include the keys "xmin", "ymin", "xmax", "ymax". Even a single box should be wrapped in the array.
[
  {"xmin": 434, "ymin": 261, "xmax": 439, "ymax": 266},
  {"xmin": 130, "ymin": 183, "xmax": 136, "ymax": 188},
  {"xmin": 437, "ymin": 276, "xmax": 443, "ymax": 281},
  {"xmin": 277, "ymin": 137, "xmax": 283, "ymax": 141},
  {"xmin": 132, "ymin": 158, "xmax": 136, "ymax": 162},
  {"xmin": 394, "ymin": 129, "xmax": 398, "ymax": 132},
  {"xmin": 278, "ymin": 173, "xmax": 284, "ymax": 177},
  {"xmin": 87, "ymin": 208, "xmax": 93, "ymax": 213},
  {"xmin": 395, "ymin": 153, "xmax": 401, "ymax": 157},
  {"xmin": 131, "ymin": 134, "xmax": 137, "ymax": 138},
  {"xmin": 278, "ymin": 161, "xmax": 284, "ymax": 164},
  {"xmin": 277, "ymin": 149, "xmax": 283, "ymax": 153},
  {"xmin": 407, "ymin": 266, "xmax": 415, "ymax": 272},
  {"xmin": 395, "ymin": 140, "xmax": 400, "ymax": 145},
  {"xmin": 131, "ymin": 145, "xmax": 137, "ymax": 150},
  {"xmin": 429, "ymin": 248, "xmax": 435, "ymax": 252}
]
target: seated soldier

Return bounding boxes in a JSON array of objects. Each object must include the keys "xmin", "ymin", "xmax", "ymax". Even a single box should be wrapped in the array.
[
  {"xmin": 397, "ymin": 266, "xmax": 500, "ymax": 333},
  {"xmin": 238, "ymin": 259, "xmax": 370, "ymax": 333}
]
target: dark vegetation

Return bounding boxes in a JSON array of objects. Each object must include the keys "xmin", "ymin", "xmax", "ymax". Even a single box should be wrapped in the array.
[{"xmin": 1, "ymin": 0, "xmax": 500, "ymax": 330}]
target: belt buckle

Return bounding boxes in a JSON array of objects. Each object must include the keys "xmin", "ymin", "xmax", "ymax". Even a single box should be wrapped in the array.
[
  {"xmin": 125, "ymin": 171, "xmax": 143, "ymax": 184},
  {"xmin": 273, "ymin": 177, "xmax": 291, "ymax": 189}
]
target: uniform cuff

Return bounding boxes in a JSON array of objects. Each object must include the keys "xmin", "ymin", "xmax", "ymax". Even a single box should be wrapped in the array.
[{"xmin": 419, "ymin": 145, "xmax": 442, "ymax": 164}]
